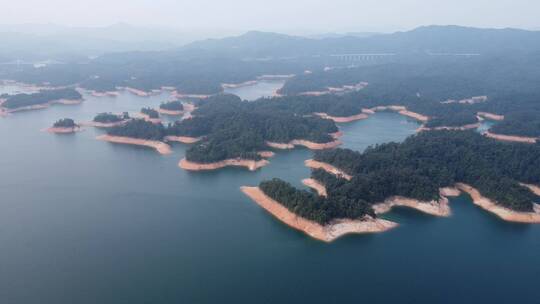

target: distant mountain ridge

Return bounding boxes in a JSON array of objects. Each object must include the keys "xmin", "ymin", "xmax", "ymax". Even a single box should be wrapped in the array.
[{"xmin": 182, "ymin": 25, "xmax": 540, "ymax": 58}]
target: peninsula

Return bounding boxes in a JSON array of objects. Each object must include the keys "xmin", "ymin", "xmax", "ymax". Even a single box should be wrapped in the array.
[
  {"xmin": 158, "ymin": 100, "xmax": 184, "ymax": 116},
  {"xmin": 0, "ymin": 89, "xmax": 83, "ymax": 113},
  {"xmin": 98, "ymin": 119, "xmax": 171, "ymax": 155}
]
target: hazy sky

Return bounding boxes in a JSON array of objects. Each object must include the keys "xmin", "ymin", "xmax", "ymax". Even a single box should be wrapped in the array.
[{"xmin": 2, "ymin": 0, "xmax": 539, "ymax": 33}]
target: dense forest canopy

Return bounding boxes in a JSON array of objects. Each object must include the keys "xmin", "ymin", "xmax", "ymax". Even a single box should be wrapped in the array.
[
  {"xmin": 312, "ymin": 131, "xmax": 540, "ymax": 212},
  {"xmin": 164, "ymin": 94, "xmax": 339, "ymax": 163},
  {"xmin": 4, "ymin": 26, "xmax": 539, "ymax": 96},
  {"xmin": 53, "ymin": 118, "xmax": 77, "ymax": 128},
  {"xmin": 108, "ymin": 119, "xmax": 166, "ymax": 140},
  {"xmin": 141, "ymin": 107, "xmax": 159, "ymax": 119},
  {"xmin": 260, "ymin": 178, "xmax": 374, "ymax": 225},
  {"xmin": 1, "ymin": 88, "xmax": 82, "ymax": 109},
  {"xmin": 159, "ymin": 100, "xmax": 184, "ymax": 111},
  {"xmin": 93, "ymin": 112, "xmax": 130, "ymax": 123}
]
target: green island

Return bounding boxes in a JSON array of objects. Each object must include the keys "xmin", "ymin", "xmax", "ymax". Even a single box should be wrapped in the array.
[
  {"xmin": 94, "ymin": 112, "xmax": 130, "ymax": 123},
  {"xmin": 53, "ymin": 118, "xmax": 78, "ymax": 128},
  {"xmin": 255, "ymin": 131, "xmax": 540, "ymax": 230},
  {"xmin": 1, "ymin": 88, "xmax": 83, "ymax": 111},
  {"xmin": 108, "ymin": 119, "xmax": 166, "ymax": 141},
  {"xmin": 167, "ymin": 94, "xmax": 339, "ymax": 165},
  {"xmin": 159, "ymin": 101, "xmax": 184, "ymax": 111},
  {"xmin": 140, "ymin": 107, "xmax": 160, "ymax": 119}
]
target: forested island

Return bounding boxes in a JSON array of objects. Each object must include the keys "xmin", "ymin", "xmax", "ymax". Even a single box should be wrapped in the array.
[
  {"xmin": 0, "ymin": 88, "xmax": 83, "ymax": 113},
  {"xmin": 98, "ymin": 119, "xmax": 171, "ymax": 154},
  {"xmin": 162, "ymin": 94, "xmax": 341, "ymax": 170},
  {"xmin": 139, "ymin": 107, "xmax": 161, "ymax": 123},
  {"xmin": 140, "ymin": 107, "xmax": 159, "ymax": 119},
  {"xmin": 84, "ymin": 112, "xmax": 131, "ymax": 128},
  {"xmin": 275, "ymin": 52, "xmax": 540, "ymax": 139},
  {"xmin": 94, "ymin": 112, "xmax": 130, "ymax": 124},
  {"xmin": 46, "ymin": 118, "xmax": 82, "ymax": 133},
  {"xmin": 242, "ymin": 131, "xmax": 540, "ymax": 241},
  {"xmin": 158, "ymin": 101, "xmax": 184, "ymax": 115}
]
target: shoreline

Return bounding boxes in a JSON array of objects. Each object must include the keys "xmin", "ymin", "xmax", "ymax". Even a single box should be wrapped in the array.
[
  {"xmin": 372, "ymin": 190, "xmax": 455, "ymax": 217},
  {"xmin": 418, "ymin": 123, "xmax": 481, "ymax": 132},
  {"xmin": 520, "ymin": 183, "xmax": 540, "ymax": 196},
  {"xmin": 44, "ymin": 126, "xmax": 83, "ymax": 134},
  {"xmin": 138, "ymin": 113, "xmax": 162, "ymax": 124},
  {"xmin": 484, "ymin": 131, "xmax": 538, "ymax": 144},
  {"xmin": 368, "ymin": 105, "xmax": 429, "ymax": 122},
  {"xmin": 241, "ymin": 186, "xmax": 397, "ymax": 242},
  {"xmin": 157, "ymin": 108, "xmax": 184, "ymax": 116},
  {"xmin": 442, "ymin": 96, "xmax": 488, "ymax": 105},
  {"xmin": 297, "ymin": 82, "xmax": 368, "ymax": 97},
  {"xmin": 164, "ymin": 135, "xmax": 202, "ymax": 144},
  {"xmin": 266, "ymin": 138, "xmax": 341, "ymax": 150},
  {"xmin": 302, "ymin": 178, "xmax": 328, "ymax": 197},
  {"xmin": 1, "ymin": 98, "xmax": 83, "ymax": 114},
  {"xmin": 172, "ymin": 91, "xmax": 212, "ymax": 99},
  {"xmin": 222, "ymin": 80, "xmax": 259, "ymax": 89},
  {"xmin": 305, "ymin": 176, "xmax": 457, "ymax": 217},
  {"xmin": 314, "ymin": 112, "xmax": 369, "ymax": 123},
  {"xmin": 89, "ymin": 90, "xmax": 119, "ymax": 97},
  {"xmin": 96, "ymin": 135, "xmax": 172, "ymax": 155},
  {"xmin": 304, "ymin": 159, "xmax": 352, "ymax": 180},
  {"xmin": 179, "ymin": 158, "xmax": 269, "ymax": 171},
  {"xmin": 477, "ymin": 112, "xmax": 505, "ymax": 121},
  {"xmin": 456, "ymin": 183, "xmax": 540, "ymax": 223},
  {"xmin": 125, "ymin": 87, "xmax": 150, "ymax": 97},
  {"xmin": 80, "ymin": 119, "xmax": 130, "ymax": 128}
]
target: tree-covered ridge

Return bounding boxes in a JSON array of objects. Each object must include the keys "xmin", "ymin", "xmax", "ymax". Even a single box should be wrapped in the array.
[
  {"xmin": 313, "ymin": 131, "xmax": 540, "ymax": 212},
  {"xmin": 159, "ymin": 100, "xmax": 184, "ymax": 111},
  {"xmin": 181, "ymin": 111, "xmax": 337, "ymax": 163},
  {"xmin": 161, "ymin": 94, "xmax": 339, "ymax": 163},
  {"xmin": 53, "ymin": 118, "xmax": 77, "ymax": 128},
  {"xmin": 80, "ymin": 77, "xmax": 117, "ymax": 92},
  {"xmin": 108, "ymin": 119, "xmax": 165, "ymax": 141},
  {"xmin": 93, "ymin": 112, "xmax": 130, "ymax": 123},
  {"xmin": 275, "ymin": 53, "xmax": 540, "ymax": 136},
  {"xmin": 2, "ymin": 88, "xmax": 82, "ymax": 109},
  {"xmin": 489, "ymin": 111, "xmax": 540, "ymax": 138},
  {"xmin": 141, "ymin": 107, "xmax": 159, "ymax": 119},
  {"xmin": 260, "ymin": 179, "xmax": 374, "ymax": 225}
]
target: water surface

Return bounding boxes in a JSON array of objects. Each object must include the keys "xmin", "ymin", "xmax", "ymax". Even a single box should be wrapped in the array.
[
  {"xmin": 1, "ymin": 86, "xmax": 539, "ymax": 304},
  {"xmin": 223, "ymin": 80, "xmax": 284, "ymax": 101}
]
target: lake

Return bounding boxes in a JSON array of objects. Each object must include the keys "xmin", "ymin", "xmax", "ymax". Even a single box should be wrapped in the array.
[
  {"xmin": 223, "ymin": 80, "xmax": 285, "ymax": 101},
  {"xmin": 1, "ymin": 85, "xmax": 539, "ymax": 304}
]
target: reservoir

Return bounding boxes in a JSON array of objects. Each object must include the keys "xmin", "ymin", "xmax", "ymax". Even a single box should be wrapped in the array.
[{"xmin": 1, "ymin": 85, "xmax": 539, "ymax": 304}]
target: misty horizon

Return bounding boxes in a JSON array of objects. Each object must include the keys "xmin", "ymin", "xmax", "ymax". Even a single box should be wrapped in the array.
[{"xmin": 2, "ymin": 0, "xmax": 540, "ymax": 34}]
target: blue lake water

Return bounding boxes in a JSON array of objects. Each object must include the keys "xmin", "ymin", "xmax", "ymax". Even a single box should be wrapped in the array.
[
  {"xmin": 223, "ymin": 80, "xmax": 285, "ymax": 101},
  {"xmin": 0, "ymin": 86, "xmax": 539, "ymax": 304}
]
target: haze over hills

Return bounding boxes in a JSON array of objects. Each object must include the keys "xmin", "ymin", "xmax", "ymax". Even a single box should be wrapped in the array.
[
  {"xmin": 183, "ymin": 25, "xmax": 540, "ymax": 58},
  {"xmin": 0, "ymin": 23, "xmax": 234, "ymax": 62}
]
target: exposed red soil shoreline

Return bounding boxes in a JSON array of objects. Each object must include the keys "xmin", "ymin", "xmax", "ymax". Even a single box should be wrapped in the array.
[
  {"xmin": 157, "ymin": 108, "xmax": 184, "ymax": 116},
  {"xmin": 96, "ymin": 135, "xmax": 172, "ymax": 155},
  {"xmin": 1, "ymin": 98, "xmax": 83, "ymax": 114},
  {"xmin": 484, "ymin": 131, "xmax": 538, "ymax": 144},
  {"xmin": 241, "ymin": 186, "xmax": 398, "ymax": 242},
  {"xmin": 179, "ymin": 158, "xmax": 269, "ymax": 171},
  {"xmin": 304, "ymin": 159, "xmax": 352, "ymax": 180},
  {"xmin": 477, "ymin": 112, "xmax": 505, "ymax": 121},
  {"xmin": 417, "ymin": 123, "xmax": 481, "ymax": 132},
  {"xmin": 456, "ymin": 183, "xmax": 540, "ymax": 223},
  {"xmin": 44, "ymin": 126, "xmax": 84, "ymax": 134},
  {"xmin": 164, "ymin": 135, "xmax": 202, "ymax": 144},
  {"xmin": 266, "ymin": 139, "xmax": 342, "ymax": 150},
  {"xmin": 302, "ymin": 178, "xmax": 328, "ymax": 197}
]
